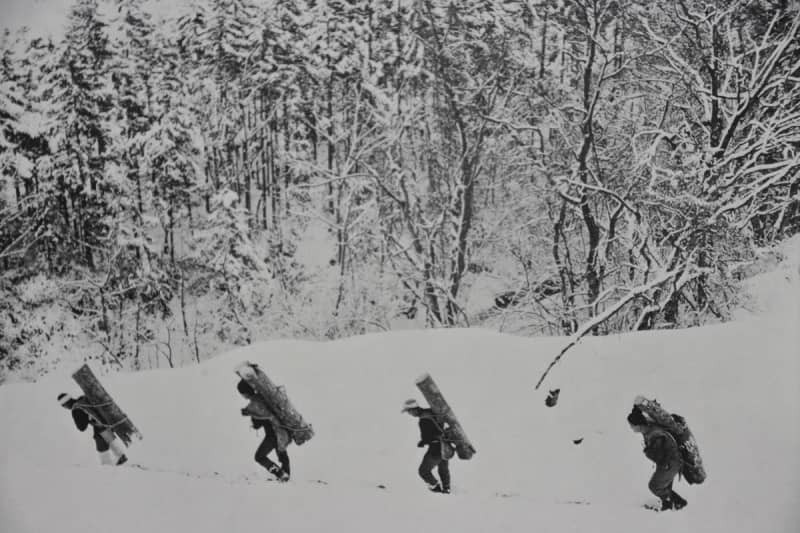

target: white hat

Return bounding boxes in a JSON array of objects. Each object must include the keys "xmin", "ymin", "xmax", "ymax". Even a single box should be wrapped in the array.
[{"xmin": 401, "ymin": 398, "xmax": 419, "ymax": 413}]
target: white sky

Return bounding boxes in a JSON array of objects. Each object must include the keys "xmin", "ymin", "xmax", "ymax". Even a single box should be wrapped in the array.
[
  {"xmin": 0, "ymin": 0, "xmax": 193, "ymax": 39},
  {"xmin": 0, "ymin": 0, "xmax": 73, "ymax": 38}
]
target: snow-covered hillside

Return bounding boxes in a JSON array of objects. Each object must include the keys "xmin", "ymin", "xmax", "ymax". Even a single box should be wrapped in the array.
[{"xmin": 1, "ymin": 240, "xmax": 798, "ymax": 533}]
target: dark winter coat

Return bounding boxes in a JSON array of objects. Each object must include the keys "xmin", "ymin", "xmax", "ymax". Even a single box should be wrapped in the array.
[
  {"xmin": 67, "ymin": 396, "xmax": 113, "ymax": 452},
  {"xmin": 242, "ymin": 397, "xmax": 291, "ymax": 452},
  {"xmin": 416, "ymin": 410, "xmax": 443, "ymax": 444},
  {"xmin": 642, "ymin": 426, "xmax": 682, "ymax": 469},
  {"xmin": 69, "ymin": 397, "xmax": 106, "ymax": 432},
  {"xmin": 417, "ymin": 410, "xmax": 455, "ymax": 460}
]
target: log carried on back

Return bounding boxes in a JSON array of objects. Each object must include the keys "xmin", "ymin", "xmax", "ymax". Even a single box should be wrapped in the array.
[
  {"xmin": 71, "ymin": 364, "xmax": 143, "ymax": 446},
  {"xmin": 634, "ymin": 395, "xmax": 706, "ymax": 484},
  {"xmin": 415, "ymin": 373, "xmax": 476, "ymax": 460},
  {"xmin": 235, "ymin": 361, "xmax": 314, "ymax": 445}
]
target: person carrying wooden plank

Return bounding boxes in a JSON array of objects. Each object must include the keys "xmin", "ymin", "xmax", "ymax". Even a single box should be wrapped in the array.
[
  {"xmin": 70, "ymin": 364, "xmax": 143, "ymax": 446},
  {"xmin": 415, "ymin": 374, "xmax": 476, "ymax": 460},
  {"xmin": 402, "ymin": 398, "xmax": 454, "ymax": 494},
  {"xmin": 627, "ymin": 395, "xmax": 705, "ymax": 511},
  {"xmin": 58, "ymin": 392, "xmax": 128, "ymax": 466},
  {"xmin": 237, "ymin": 379, "xmax": 291, "ymax": 482},
  {"xmin": 235, "ymin": 362, "xmax": 314, "ymax": 445}
]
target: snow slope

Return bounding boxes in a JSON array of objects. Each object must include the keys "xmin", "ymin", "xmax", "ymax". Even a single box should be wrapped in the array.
[{"xmin": 1, "ymin": 242, "xmax": 798, "ymax": 533}]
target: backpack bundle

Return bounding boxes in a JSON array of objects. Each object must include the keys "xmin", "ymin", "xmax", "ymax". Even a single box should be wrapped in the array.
[{"xmin": 634, "ymin": 396, "xmax": 707, "ymax": 485}]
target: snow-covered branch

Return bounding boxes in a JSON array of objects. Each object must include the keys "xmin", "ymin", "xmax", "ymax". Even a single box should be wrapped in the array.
[{"xmin": 534, "ymin": 262, "xmax": 694, "ymax": 390}]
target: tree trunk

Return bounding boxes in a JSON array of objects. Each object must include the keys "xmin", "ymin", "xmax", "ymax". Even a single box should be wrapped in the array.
[
  {"xmin": 270, "ymin": 119, "xmax": 280, "ymax": 229},
  {"xmin": 13, "ymin": 169, "xmax": 21, "ymax": 210},
  {"xmin": 180, "ymin": 274, "xmax": 189, "ymax": 337},
  {"xmin": 785, "ymin": 179, "xmax": 800, "ymax": 233},
  {"xmin": 327, "ymin": 77, "xmax": 335, "ymax": 214},
  {"xmin": 168, "ymin": 199, "xmax": 175, "ymax": 267},
  {"xmin": 447, "ymin": 161, "xmax": 475, "ymax": 324},
  {"xmin": 134, "ymin": 300, "xmax": 142, "ymax": 369},
  {"xmin": 260, "ymin": 91, "xmax": 268, "ymax": 229},
  {"xmin": 552, "ymin": 199, "xmax": 576, "ymax": 334},
  {"xmin": 540, "ymin": 10, "xmax": 548, "ymax": 78},
  {"xmin": 578, "ymin": 27, "xmax": 601, "ymax": 314},
  {"xmin": 242, "ymin": 105, "xmax": 252, "ymax": 214},
  {"xmin": 663, "ymin": 281, "xmax": 681, "ymax": 325},
  {"xmin": 283, "ymin": 97, "xmax": 291, "ymax": 215},
  {"xmin": 415, "ymin": 373, "xmax": 476, "ymax": 460}
]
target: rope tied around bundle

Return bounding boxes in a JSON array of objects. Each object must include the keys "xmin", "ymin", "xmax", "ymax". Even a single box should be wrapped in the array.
[{"xmin": 75, "ymin": 400, "xmax": 131, "ymax": 431}]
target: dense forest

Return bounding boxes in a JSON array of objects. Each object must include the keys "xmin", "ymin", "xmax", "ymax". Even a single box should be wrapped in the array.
[{"xmin": 1, "ymin": 0, "xmax": 798, "ymax": 379}]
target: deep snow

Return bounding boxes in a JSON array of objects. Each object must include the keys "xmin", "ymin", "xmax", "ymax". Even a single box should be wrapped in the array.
[{"xmin": 1, "ymin": 239, "xmax": 798, "ymax": 533}]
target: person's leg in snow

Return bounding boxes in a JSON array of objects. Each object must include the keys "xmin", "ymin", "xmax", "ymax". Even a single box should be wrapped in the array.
[
  {"xmin": 418, "ymin": 444, "xmax": 449, "ymax": 493},
  {"xmin": 92, "ymin": 428, "xmax": 114, "ymax": 465},
  {"xmin": 670, "ymin": 489, "xmax": 687, "ymax": 510},
  {"xmin": 102, "ymin": 430, "xmax": 128, "ymax": 465},
  {"xmin": 276, "ymin": 450, "xmax": 290, "ymax": 478},
  {"xmin": 255, "ymin": 434, "xmax": 289, "ymax": 481},
  {"xmin": 254, "ymin": 434, "xmax": 278, "ymax": 472},
  {"xmin": 648, "ymin": 461, "xmax": 685, "ymax": 510},
  {"xmin": 438, "ymin": 458, "xmax": 451, "ymax": 494}
]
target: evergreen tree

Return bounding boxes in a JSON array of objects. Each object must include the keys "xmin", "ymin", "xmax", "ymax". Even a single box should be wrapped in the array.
[
  {"xmin": 0, "ymin": 29, "xmax": 27, "ymax": 266},
  {"xmin": 189, "ymin": 188, "xmax": 273, "ymax": 345},
  {"xmin": 203, "ymin": 0, "xmax": 261, "ymax": 96},
  {"xmin": 43, "ymin": 0, "xmax": 114, "ymax": 269},
  {"xmin": 0, "ymin": 33, "xmax": 55, "ymax": 270}
]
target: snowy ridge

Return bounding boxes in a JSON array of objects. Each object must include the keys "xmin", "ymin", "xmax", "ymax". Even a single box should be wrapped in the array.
[{"xmin": 1, "ymin": 248, "xmax": 799, "ymax": 532}]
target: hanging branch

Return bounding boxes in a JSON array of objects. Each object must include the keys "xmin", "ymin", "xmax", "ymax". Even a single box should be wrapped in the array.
[{"xmin": 534, "ymin": 263, "xmax": 696, "ymax": 390}]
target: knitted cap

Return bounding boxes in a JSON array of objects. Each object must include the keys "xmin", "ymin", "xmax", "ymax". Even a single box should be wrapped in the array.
[
  {"xmin": 57, "ymin": 393, "xmax": 73, "ymax": 407},
  {"xmin": 401, "ymin": 398, "xmax": 419, "ymax": 413},
  {"xmin": 237, "ymin": 379, "xmax": 255, "ymax": 397},
  {"xmin": 627, "ymin": 405, "xmax": 649, "ymax": 427}
]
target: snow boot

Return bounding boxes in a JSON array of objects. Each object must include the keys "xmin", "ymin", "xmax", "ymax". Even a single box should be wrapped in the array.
[
  {"xmin": 116, "ymin": 454, "xmax": 128, "ymax": 466},
  {"xmin": 268, "ymin": 464, "xmax": 289, "ymax": 482},
  {"xmin": 670, "ymin": 491, "xmax": 687, "ymax": 510},
  {"xmin": 428, "ymin": 483, "xmax": 444, "ymax": 493},
  {"xmin": 108, "ymin": 436, "xmax": 127, "ymax": 458},
  {"xmin": 656, "ymin": 495, "xmax": 673, "ymax": 511}
]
